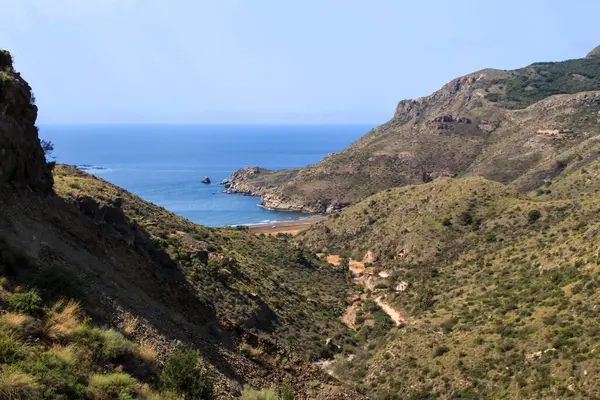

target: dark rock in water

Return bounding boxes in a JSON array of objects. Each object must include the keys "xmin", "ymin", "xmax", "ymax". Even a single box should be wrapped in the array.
[{"xmin": 202, "ymin": 176, "xmax": 211, "ymax": 184}]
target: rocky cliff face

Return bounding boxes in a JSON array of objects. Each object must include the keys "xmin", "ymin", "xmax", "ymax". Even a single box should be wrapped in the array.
[
  {"xmin": 0, "ymin": 50, "xmax": 52, "ymax": 193},
  {"xmin": 226, "ymin": 46, "xmax": 600, "ymax": 213}
]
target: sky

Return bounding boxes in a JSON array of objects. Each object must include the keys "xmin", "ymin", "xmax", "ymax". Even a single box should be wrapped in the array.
[{"xmin": 1, "ymin": 0, "xmax": 599, "ymax": 124}]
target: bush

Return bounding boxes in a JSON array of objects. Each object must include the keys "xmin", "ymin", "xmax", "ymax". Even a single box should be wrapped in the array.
[
  {"xmin": 280, "ymin": 380, "xmax": 293, "ymax": 400},
  {"xmin": 241, "ymin": 387, "xmax": 279, "ymax": 400},
  {"xmin": 161, "ymin": 345, "xmax": 213, "ymax": 399},
  {"xmin": 434, "ymin": 345, "xmax": 450, "ymax": 357},
  {"xmin": 528, "ymin": 210, "xmax": 542, "ymax": 223},
  {"xmin": 239, "ymin": 343, "xmax": 263, "ymax": 360},
  {"xmin": 87, "ymin": 373, "xmax": 139, "ymax": 400},
  {"xmin": 0, "ymin": 368, "xmax": 42, "ymax": 400},
  {"xmin": 7, "ymin": 290, "xmax": 43, "ymax": 317},
  {"xmin": 0, "ymin": 332, "xmax": 26, "ymax": 363},
  {"xmin": 442, "ymin": 216, "xmax": 452, "ymax": 226},
  {"xmin": 100, "ymin": 329, "xmax": 136, "ymax": 361},
  {"xmin": 458, "ymin": 211, "xmax": 473, "ymax": 225},
  {"xmin": 32, "ymin": 266, "xmax": 83, "ymax": 300}
]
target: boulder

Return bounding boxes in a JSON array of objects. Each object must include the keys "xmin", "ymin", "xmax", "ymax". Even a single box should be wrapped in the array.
[
  {"xmin": 202, "ymin": 176, "xmax": 211, "ymax": 184},
  {"xmin": 111, "ymin": 196, "xmax": 123, "ymax": 209},
  {"xmin": 76, "ymin": 196, "xmax": 100, "ymax": 217},
  {"xmin": 433, "ymin": 115, "xmax": 453, "ymax": 123}
]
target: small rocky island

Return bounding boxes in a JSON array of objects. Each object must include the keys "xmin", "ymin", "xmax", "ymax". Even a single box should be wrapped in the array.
[{"xmin": 201, "ymin": 176, "xmax": 211, "ymax": 184}]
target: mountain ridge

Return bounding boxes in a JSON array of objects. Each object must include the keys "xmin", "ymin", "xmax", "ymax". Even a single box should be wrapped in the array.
[{"xmin": 226, "ymin": 48, "xmax": 600, "ymax": 213}]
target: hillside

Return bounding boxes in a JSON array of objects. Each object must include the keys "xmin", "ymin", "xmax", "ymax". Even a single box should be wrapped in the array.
[
  {"xmin": 226, "ymin": 47, "xmax": 600, "ymax": 213},
  {"xmin": 297, "ymin": 165, "xmax": 600, "ymax": 398},
  {"xmin": 0, "ymin": 49, "xmax": 364, "ymax": 399}
]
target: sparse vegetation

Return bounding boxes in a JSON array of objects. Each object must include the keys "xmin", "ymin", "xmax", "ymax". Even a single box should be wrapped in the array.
[{"xmin": 299, "ymin": 170, "xmax": 600, "ymax": 399}]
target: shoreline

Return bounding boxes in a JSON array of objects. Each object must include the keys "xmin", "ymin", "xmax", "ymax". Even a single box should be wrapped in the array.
[{"xmin": 246, "ymin": 216, "xmax": 324, "ymax": 235}]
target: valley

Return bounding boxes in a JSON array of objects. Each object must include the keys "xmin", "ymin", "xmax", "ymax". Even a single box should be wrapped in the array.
[{"xmin": 2, "ymin": 43, "xmax": 600, "ymax": 399}]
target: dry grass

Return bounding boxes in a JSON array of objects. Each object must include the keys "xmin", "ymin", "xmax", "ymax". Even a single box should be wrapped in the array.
[
  {"xmin": 121, "ymin": 315, "xmax": 138, "ymax": 337},
  {"xmin": 139, "ymin": 340, "xmax": 158, "ymax": 364},
  {"xmin": 46, "ymin": 300, "xmax": 82, "ymax": 340},
  {"xmin": 0, "ymin": 369, "xmax": 41, "ymax": 399},
  {"xmin": 0, "ymin": 312, "xmax": 39, "ymax": 338}
]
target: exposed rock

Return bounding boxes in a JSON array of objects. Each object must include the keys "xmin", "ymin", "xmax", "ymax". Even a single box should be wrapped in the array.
[
  {"xmin": 220, "ymin": 178, "xmax": 231, "ymax": 188},
  {"xmin": 395, "ymin": 281, "xmax": 409, "ymax": 292},
  {"xmin": 189, "ymin": 249, "xmax": 209, "ymax": 265},
  {"xmin": 76, "ymin": 195, "xmax": 100, "ymax": 217},
  {"xmin": 0, "ymin": 50, "xmax": 52, "ymax": 193},
  {"xmin": 111, "ymin": 196, "xmax": 123, "ymax": 208},
  {"xmin": 433, "ymin": 115, "xmax": 454, "ymax": 122},
  {"xmin": 201, "ymin": 176, "xmax": 211, "ymax": 184}
]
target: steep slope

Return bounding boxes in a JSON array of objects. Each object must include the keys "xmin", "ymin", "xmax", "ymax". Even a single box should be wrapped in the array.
[
  {"xmin": 227, "ymin": 47, "xmax": 600, "ymax": 213},
  {"xmin": 297, "ymin": 172, "xmax": 600, "ymax": 398},
  {"xmin": 0, "ymin": 50, "xmax": 364, "ymax": 399}
]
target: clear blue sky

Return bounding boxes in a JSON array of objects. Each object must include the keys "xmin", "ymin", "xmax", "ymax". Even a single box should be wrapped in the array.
[{"xmin": 2, "ymin": 0, "xmax": 599, "ymax": 124}]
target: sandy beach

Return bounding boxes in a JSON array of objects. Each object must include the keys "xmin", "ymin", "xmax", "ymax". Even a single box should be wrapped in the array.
[{"xmin": 247, "ymin": 216, "xmax": 324, "ymax": 235}]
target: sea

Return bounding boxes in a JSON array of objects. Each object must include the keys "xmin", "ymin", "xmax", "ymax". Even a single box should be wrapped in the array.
[{"xmin": 39, "ymin": 124, "xmax": 371, "ymax": 227}]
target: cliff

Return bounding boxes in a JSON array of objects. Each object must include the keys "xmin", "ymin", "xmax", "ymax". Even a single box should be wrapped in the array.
[{"xmin": 0, "ymin": 50, "xmax": 52, "ymax": 193}]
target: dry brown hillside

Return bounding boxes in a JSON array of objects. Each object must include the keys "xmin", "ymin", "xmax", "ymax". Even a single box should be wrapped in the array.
[{"xmin": 226, "ymin": 48, "xmax": 600, "ymax": 213}]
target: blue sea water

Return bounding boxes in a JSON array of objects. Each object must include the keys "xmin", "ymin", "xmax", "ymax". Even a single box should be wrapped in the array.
[{"xmin": 39, "ymin": 124, "xmax": 371, "ymax": 227}]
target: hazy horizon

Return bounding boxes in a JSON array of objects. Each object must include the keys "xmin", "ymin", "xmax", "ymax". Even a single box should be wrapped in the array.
[{"xmin": 4, "ymin": 0, "xmax": 600, "ymax": 125}]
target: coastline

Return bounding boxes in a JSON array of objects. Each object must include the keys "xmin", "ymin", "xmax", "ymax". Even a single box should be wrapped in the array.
[{"xmin": 246, "ymin": 216, "xmax": 324, "ymax": 235}]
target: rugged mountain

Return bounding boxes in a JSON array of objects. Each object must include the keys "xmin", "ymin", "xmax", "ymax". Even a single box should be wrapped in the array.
[
  {"xmin": 297, "ymin": 165, "xmax": 600, "ymax": 398},
  {"xmin": 0, "ymin": 50, "xmax": 364, "ymax": 399},
  {"xmin": 227, "ymin": 47, "xmax": 600, "ymax": 212}
]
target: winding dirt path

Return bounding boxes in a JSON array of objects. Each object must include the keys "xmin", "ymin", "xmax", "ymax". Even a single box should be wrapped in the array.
[{"xmin": 324, "ymin": 254, "xmax": 404, "ymax": 327}]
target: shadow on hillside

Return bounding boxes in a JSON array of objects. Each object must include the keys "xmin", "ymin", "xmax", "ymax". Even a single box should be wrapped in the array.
[{"xmin": 0, "ymin": 189, "xmax": 259, "ymax": 386}]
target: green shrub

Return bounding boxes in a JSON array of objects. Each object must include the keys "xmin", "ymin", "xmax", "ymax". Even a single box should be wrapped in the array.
[
  {"xmin": 442, "ymin": 216, "xmax": 452, "ymax": 226},
  {"xmin": 280, "ymin": 380, "xmax": 293, "ymax": 400},
  {"xmin": 458, "ymin": 211, "xmax": 473, "ymax": 225},
  {"xmin": 433, "ymin": 345, "xmax": 450, "ymax": 357},
  {"xmin": 7, "ymin": 290, "xmax": 43, "ymax": 317},
  {"xmin": 374, "ymin": 284, "xmax": 388, "ymax": 290},
  {"xmin": 87, "ymin": 373, "xmax": 139, "ymax": 400},
  {"xmin": 216, "ymin": 268, "xmax": 231, "ymax": 283},
  {"xmin": 528, "ymin": 210, "xmax": 542, "ymax": 223},
  {"xmin": 239, "ymin": 343, "xmax": 263, "ymax": 360},
  {"xmin": 241, "ymin": 387, "xmax": 278, "ymax": 400},
  {"xmin": 0, "ymin": 332, "xmax": 26, "ymax": 363},
  {"xmin": 100, "ymin": 329, "xmax": 136, "ymax": 361},
  {"xmin": 32, "ymin": 266, "xmax": 83, "ymax": 300},
  {"xmin": 161, "ymin": 345, "xmax": 213, "ymax": 399},
  {"xmin": 17, "ymin": 351, "xmax": 87, "ymax": 399}
]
